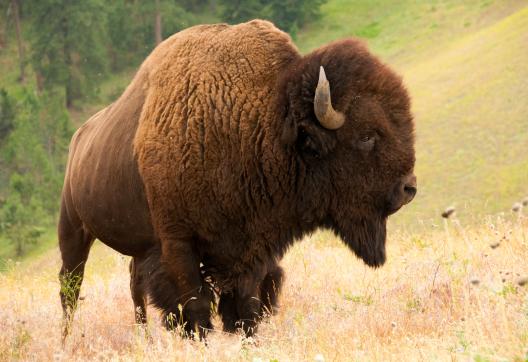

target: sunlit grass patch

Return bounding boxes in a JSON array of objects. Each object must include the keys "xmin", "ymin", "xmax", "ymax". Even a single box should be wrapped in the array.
[{"xmin": 0, "ymin": 214, "xmax": 526, "ymax": 360}]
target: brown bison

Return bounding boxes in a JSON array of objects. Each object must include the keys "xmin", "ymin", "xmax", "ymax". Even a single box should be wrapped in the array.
[{"xmin": 58, "ymin": 20, "xmax": 416, "ymax": 339}]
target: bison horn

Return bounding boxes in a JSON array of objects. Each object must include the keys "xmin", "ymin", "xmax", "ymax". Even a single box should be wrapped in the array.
[{"xmin": 314, "ymin": 66, "xmax": 345, "ymax": 130}]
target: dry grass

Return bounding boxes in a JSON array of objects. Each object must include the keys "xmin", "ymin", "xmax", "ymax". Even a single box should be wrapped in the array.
[{"xmin": 1, "ymin": 214, "xmax": 527, "ymax": 361}]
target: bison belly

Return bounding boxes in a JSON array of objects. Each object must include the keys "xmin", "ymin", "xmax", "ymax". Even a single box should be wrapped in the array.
[{"xmin": 65, "ymin": 82, "xmax": 156, "ymax": 256}]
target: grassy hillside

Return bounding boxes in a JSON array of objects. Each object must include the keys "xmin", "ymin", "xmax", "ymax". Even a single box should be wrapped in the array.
[{"xmin": 399, "ymin": 6, "xmax": 528, "ymax": 226}]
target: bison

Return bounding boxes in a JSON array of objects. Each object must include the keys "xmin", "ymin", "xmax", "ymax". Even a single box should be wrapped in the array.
[{"xmin": 58, "ymin": 20, "xmax": 416, "ymax": 339}]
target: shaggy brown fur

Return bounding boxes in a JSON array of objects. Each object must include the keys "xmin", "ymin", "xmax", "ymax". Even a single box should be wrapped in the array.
[{"xmin": 58, "ymin": 20, "xmax": 416, "ymax": 339}]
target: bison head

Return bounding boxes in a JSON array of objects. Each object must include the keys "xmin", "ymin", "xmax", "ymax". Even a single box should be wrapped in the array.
[{"xmin": 282, "ymin": 39, "xmax": 416, "ymax": 267}]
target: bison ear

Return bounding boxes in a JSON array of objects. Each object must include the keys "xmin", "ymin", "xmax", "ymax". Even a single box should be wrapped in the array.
[
  {"xmin": 296, "ymin": 123, "xmax": 337, "ymax": 158},
  {"xmin": 280, "ymin": 66, "xmax": 339, "ymax": 157},
  {"xmin": 280, "ymin": 106, "xmax": 337, "ymax": 158}
]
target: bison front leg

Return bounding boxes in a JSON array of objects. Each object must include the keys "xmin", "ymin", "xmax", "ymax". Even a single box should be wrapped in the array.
[
  {"xmin": 218, "ymin": 264, "xmax": 284, "ymax": 336},
  {"xmin": 218, "ymin": 283, "xmax": 260, "ymax": 336},
  {"xmin": 259, "ymin": 264, "xmax": 284, "ymax": 316},
  {"xmin": 234, "ymin": 284, "xmax": 262, "ymax": 337},
  {"xmin": 218, "ymin": 291, "xmax": 239, "ymax": 333},
  {"xmin": 148, "ymin": 240, "xmax": 213, "ymax": 339}
]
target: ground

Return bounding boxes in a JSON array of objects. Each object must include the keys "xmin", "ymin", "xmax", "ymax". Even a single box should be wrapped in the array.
[{"xmin": 1, "ymin": 215, "xmax": 527, "ymax": 360}]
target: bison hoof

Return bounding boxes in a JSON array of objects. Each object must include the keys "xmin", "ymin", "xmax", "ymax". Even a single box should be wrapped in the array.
[
  {"xmin": 163, "ymin": 307, "xmax": 212, "ymax": 341},
  {"xmin": 238, "ymin": 320, "xmax": 258, "ymax": 337}
]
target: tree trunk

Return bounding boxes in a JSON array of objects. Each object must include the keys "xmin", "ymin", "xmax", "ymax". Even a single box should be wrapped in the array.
[
  {"xmin": 209, "ymin": 0, "xmax": 217, "ymax": 14},
  {"xmin": 12, "ymin": 0, "xmax": 25, "ymax": 82},
  {"xmin": 35, "ymin": 71, "xmax": 44, "ymax": 93},
  {"xmin": 154, "ymin": 0, "xmax": 162, "ymax": 46},
  {"xmin": 61, "ymin": 16, "xmax": 73, "ymax": 108},
  {"xmin": 0, "ymin": 13, "xmax": 6, "ymax": 50}
]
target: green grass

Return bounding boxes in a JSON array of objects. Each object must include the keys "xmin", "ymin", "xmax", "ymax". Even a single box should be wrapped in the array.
[
  {"xmin": 0, "ymin": 227, "xmax": 57, "ymax": 271},
  {"xmin": 393, "ymin": 6, "xmax": 528, "ymax": 226},
  {"xmin": 297, "ymin": 0, "xmax": 526, "ymax": 62}
]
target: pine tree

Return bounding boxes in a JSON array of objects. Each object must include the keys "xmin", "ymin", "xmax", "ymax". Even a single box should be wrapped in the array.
[
  {"xmin": 0, "ymin": 90, "xmax": 72, "ymax": 256},
  {"xmin": 27, "ymin": 0, "xmax": 108, "ymax": 108},
  {"xmin": 218, "ymin": 0, "xmax": 326, "ymax": 34},
  {"xmin": 269, "ymin": 0, "xmax": 326, "ymax": 35},
  {"xmin": 0, "ymin": 89, "xmax": 14, "ymax": 142},
  {"xmin": 218, "ymin": 0, "xmax": 268, "ymax": 25},
  {"xmin": 11, "ymin": 0, "xmax": 25, "ymax": 82},
  {"xmin": 106, "ymin": 0, "xmax": 191, "ymax": 72}
]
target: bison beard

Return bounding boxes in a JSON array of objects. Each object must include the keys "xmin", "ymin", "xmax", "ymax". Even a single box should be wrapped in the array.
[{"xmin": 335, "ymin": 216, "xmax": 387, "ymax": 268}]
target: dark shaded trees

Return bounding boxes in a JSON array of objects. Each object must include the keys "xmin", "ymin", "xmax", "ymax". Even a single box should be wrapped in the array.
[
  {"xmin": 218, "ymin": 0, "xmax": 326, "ymax": 34},
  {"xmin": 11, "ymin": 0, "xmax": 25, "ymax": 82},
  {"xmin": 0, "ymin": 90, "xmax": 72, "ymax": 256},
  {"xmin": 106, "ymin": 0, "xmax": 191, "ymax": 72},
  {"xmin": 28, "ymin": 0, "xmax": 108, "ymax": 108}
]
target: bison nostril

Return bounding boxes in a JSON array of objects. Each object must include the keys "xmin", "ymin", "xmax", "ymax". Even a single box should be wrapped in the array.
[{"xmin": 403, "ymin": 184, "xmax": 417, "ymax": 198}]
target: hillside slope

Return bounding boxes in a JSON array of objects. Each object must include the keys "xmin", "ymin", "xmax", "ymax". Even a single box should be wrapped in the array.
[
  {"xmin": 298, "ymin": 0, "xmax": 528, "ymax": 227},
  {"xmin": 397, "ymin": 6, "xmax": 528, "ymax": 225}
]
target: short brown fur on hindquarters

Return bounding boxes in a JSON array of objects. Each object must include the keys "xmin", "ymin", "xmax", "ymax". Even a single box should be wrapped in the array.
[{"xmin": 58, "ymin": 20, "xmax": 416, "ymax": 339}]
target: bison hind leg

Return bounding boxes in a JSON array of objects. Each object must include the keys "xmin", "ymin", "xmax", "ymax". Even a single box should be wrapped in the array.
[
  {"xmin": 218, "ymin": 292, "xmax": 238, "ymax": 333},
  {"xmin": 58, "ymin": 200, "xmax": 94, "ymax": 341}
]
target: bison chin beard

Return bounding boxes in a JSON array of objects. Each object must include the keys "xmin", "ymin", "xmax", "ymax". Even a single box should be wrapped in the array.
[{"xmin": 334, "ymin": 216, "xmax": 387, "ymax": 268}]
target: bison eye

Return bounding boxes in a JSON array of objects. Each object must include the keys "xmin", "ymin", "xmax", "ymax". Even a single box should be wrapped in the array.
[
  {"xmin": 360, "ymin": 135, "xmax": 371, "ymax": 142},
  {"xmin": 358, "ymin": 134, "xmax": 375, "ymax": 151}
]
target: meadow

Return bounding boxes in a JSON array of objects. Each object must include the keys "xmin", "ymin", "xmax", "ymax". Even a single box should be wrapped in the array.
[
  {"xmin": 1, "ymin": 214, "xmax": 527, "ymax": 360},
  {"xmin": 1, "ymin": 0, "xmax": 527, "ymax": 360}
]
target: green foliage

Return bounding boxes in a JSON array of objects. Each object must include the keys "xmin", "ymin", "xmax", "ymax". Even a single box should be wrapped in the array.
[
  {"xmin": 106, "ymin": 0, "xmax": 192, "ymax": 72},
  {"xmin": 343, "ymin": 293, "xmax": 373, "ymax": 305},
  {"xmin": 269, "ymin": 0, "xmax": 326, "ymax": 36},
  {"xmin": 218, "ymin": 0, "xmax": 326, "ymax": 33},
  {"xmin": 27, "ymin": 0, "xmax": 109, "ymax": 107},
  {"xmin": 0, "ymin": 89, "xmax": 14, "ymax": 141},
  {"xmin": 0, "ymin": 182, "xmax": 46, "ymax": 257},
  {"xmin": 497, "ymin": 282, "xmax": 517, "ymax": 298},
  {"xmin": 0, "ymin": 89, "xmax": 72, "ymax": 257},
  {"xmin": 219, "ymin": 0, "xmax": 266, "ymax": 24}
]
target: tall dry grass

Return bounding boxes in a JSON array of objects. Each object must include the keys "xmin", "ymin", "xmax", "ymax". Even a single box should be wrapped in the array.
[{"xmin": 1, "ymin": 214, "xmax": 527, "ymax": 361}]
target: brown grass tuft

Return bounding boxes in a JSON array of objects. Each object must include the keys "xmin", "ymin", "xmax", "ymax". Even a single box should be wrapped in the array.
[{"xmin": 441, "ymin": 206, "xmax": 456, "ymax": 219}]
